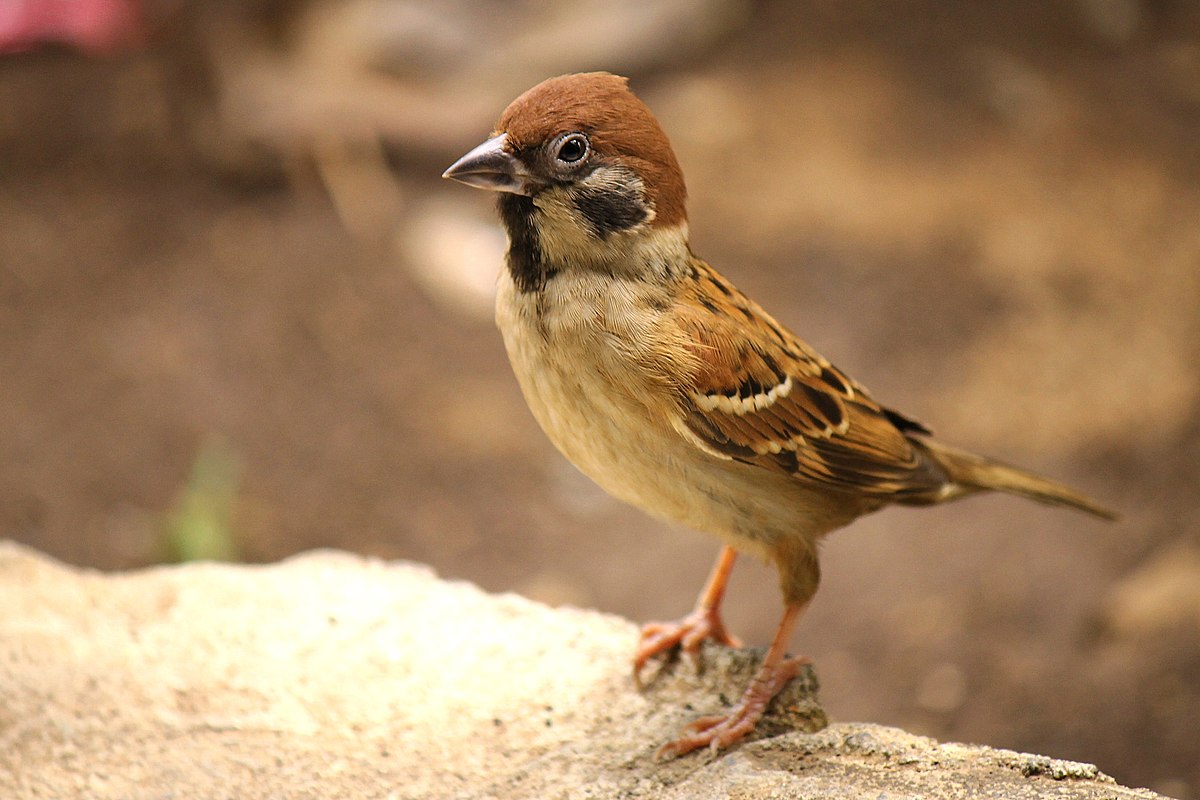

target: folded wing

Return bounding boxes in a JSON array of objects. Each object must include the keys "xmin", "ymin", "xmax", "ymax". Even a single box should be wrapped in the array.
[{"xmin": 675, "ymin": 261, "xmax": 948, "ymax": 500}]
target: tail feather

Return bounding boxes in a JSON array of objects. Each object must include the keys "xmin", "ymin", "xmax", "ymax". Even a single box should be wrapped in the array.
[{"xmin": 912, "ymin": 438, "xmax": 1118, "ymax": 521}]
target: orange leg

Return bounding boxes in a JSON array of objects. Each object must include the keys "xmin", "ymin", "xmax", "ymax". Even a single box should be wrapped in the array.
[
  {"xmin": 656, "ymin": 600, "xmax": 810, "ymax": 759},
  {"xmin": 633, "ymin": 545, "xmax": 742, "ymax": 683}
]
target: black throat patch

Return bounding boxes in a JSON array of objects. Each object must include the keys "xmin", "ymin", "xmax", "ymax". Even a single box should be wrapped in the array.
[
  {"xmin": 572, "ymin": 182, "xmax": 649, "ymax": 239},
  {"xmin": 497, "ymin": 194, "xmax": 556, "ymax": 294}
]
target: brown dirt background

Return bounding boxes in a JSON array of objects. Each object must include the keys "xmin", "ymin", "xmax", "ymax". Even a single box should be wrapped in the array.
[{"xmin": 2, "ymin": 1, "xmax": 1197, "ymax": 796}]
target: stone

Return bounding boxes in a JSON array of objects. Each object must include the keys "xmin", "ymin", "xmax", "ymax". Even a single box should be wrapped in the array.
[{"xmin": 0, "ymin": 542, "xmax": 1164, "ymax": 799}]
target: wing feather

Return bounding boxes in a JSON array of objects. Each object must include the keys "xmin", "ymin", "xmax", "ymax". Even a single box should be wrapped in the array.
[{"xmin": 676, "ymin": 260, "xmax": 948, "ymax": 497}]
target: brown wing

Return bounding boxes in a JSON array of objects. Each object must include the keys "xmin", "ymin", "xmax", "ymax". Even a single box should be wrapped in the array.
[{"xmin": 676, "ymin": 261, "xmax": 947, "ymax": 498}]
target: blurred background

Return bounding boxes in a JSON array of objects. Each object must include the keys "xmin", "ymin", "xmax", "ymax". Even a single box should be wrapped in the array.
[{"xmin": 2, "ymin": 0, "xmax": 1198, "ymax": 795}]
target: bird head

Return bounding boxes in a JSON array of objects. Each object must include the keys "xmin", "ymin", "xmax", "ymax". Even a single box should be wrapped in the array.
[{"xmin": 443, "ymin": 73, "xmax": 689, "ymax": 286}]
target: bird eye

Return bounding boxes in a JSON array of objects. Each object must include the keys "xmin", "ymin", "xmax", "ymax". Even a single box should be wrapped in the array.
[{"xmin": 553, "ymin": 133, "xmax": 589, "ymax": 165}]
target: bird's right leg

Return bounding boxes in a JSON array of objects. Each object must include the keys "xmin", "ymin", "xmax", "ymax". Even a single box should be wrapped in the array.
[{"xmin": 634, "ymin": 545, "xmax": 742, "ymax": 684}]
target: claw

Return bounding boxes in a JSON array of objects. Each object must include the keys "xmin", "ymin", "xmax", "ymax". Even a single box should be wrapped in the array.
[
  {"xmin": 655, "ymin": 653, "xmax": 810, "ymax": 759},
  {"xmin": 633, "ymin": 605, "xmax": 741, "ymax": 684},
  {"xmin": 654, "ymin": 599, "xmax": 812, "ymax": 760},
  {"xmin": 633, "ymin": 546, "xmax": 742, "ymax": 684}
]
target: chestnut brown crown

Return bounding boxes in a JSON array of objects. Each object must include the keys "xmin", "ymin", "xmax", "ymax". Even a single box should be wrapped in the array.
[{"xmin": 495, "ymin": 72, "xmax": 688, "ymax": 227}]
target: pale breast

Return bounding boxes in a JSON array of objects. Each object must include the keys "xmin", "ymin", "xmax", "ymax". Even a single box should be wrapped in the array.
[
  {"xmin": 495, "ymin": 270, "xmax": 685, "ymax": 509},
  {"xmin": 493, "ymin": 271, "xmax": 855, "ymax": 555}
]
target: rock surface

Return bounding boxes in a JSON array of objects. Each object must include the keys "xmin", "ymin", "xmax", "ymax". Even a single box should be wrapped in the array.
[{"xmin": 0, "ymin": 542, "xmax": 1162, "ymax": 799}]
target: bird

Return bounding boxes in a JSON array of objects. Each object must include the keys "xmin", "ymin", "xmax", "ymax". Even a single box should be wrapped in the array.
[{"xmin": 441, "ymin": 72, "xmax": 1116, "ymax": 759}]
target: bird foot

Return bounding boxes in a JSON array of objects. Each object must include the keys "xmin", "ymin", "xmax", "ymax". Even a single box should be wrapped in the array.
[
  {"xmin": 654, "ymin": 653, "xmax": 810, "ymax": 760},
  {"xmin": 633, "ymin": 606, "xmax": 742, "ymax": 685}
]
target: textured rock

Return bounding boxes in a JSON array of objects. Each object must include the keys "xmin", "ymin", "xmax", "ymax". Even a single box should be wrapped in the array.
[{"xmin": 0, "ymin": 542, "xmax": 1163, "ymax": 799}]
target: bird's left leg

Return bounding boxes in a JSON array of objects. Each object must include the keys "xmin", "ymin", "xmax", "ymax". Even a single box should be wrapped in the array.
[
  {"xmin": 634, "ymin": 545, "xmax": 742, "ymax": 683},
  {"xmin": 654, "ymin": 600, "xmax": 810, "ymax": 758},
  {"xmin": 655, "ymin": 540, "xmax": 818, "ymax": 759}
]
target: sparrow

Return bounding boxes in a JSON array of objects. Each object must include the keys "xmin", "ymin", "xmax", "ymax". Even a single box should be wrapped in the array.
[{"xmin": 442, "ymin": 72, "xmax": 1116, "ymax": 759}]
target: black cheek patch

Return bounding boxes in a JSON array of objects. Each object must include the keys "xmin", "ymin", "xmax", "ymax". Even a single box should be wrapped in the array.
[{"xmin": 572, "ymin": 184, "xmax": 650, "ymax": 239}]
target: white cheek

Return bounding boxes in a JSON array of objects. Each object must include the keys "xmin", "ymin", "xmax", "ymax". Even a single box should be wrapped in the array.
[
  {"xmin": 533, "ymin": 192, "xmax": 596, "ymax": 259},
  {"xmin": 531, "ymin": 168, "xmax": 652, "ymax": 266}
]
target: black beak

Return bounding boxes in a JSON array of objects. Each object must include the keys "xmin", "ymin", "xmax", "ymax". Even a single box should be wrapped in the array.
[{"xmin": 442, "ymin": 133, "xmax": 530, "ymax": 195}]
